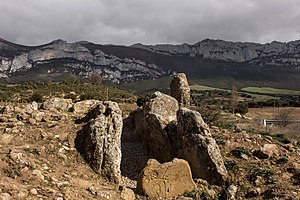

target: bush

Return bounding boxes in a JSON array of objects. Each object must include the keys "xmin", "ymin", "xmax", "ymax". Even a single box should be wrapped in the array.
[
  {"xmin": 136, "ymin": 94, "xmax": 151, "ymax": 107},
  {"xmin": 30, "ymin": 92, "xmax": 43, "ymax": 102},
  {"xmin": 235, "ymin": 103, "xmax": 248, "ymax": 115}
]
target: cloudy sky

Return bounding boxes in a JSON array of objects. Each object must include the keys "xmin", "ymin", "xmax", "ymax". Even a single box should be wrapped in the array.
[{"xmin": 1, "ymin": 0, "xmax": 300, "ymax": 45}]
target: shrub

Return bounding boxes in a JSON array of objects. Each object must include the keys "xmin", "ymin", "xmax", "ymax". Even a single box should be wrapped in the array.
[
  {"xmin": 30, "ymin": 91, "xmax": 43, "ymax": 102},
  {"xmin": 235, "ymin": 103, "xmax": 248, "ymax": 115},
  {"xmin": 224, "ymin": 160, "xmax": 237, "ymax": 171},
  {"xmin": 248, "ymin": 169, "xmax": 275, "ymax": 183},
  {"xmin": 230, "ymin": 147, "xmax": 251, "ymax": 158}
]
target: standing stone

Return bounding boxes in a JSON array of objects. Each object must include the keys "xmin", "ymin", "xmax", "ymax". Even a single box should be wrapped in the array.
[
  {"xmin": 83, "ymin": 101, "xmax": 122, "ymax": 184},
  {"xmin": 142, "ymin": 92, "xmax": 179, "ymax": 162},
  {"xmin": 176, "ymin": 107, "xmax": 227, "ymax": 185},
  {"xmin": 137, "ymin": 158, "xmax": 196, "ymax": 199},
  {"xmin": 170, "ymin": 73, "xmax": 191, "ymax": 107}
]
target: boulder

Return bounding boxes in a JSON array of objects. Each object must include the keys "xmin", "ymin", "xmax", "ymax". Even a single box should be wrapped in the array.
[
  {"xmin": 137, "ymin": 158, "xmax": 196, "ymax": 199},
  {"xmin": 143, "ymin": 91, "xmax": 178, "ymax": 123},
  {"xmin": 83, "ymin": 101, "xmax": 122, "ymax": 184},
  {"xmin": 253, "ymin": 144, "xmax": 279, "ymax": 159},
  {"xmin": 176, "ymin": 107, "xmax": 227, "ymax": 185},
  {"xmin": 170, "ymin": 73, "xmax": 191, "ymax": 107},
  {"xmin": 73, "ymin": 100, "xmax": 101, "ymax": 113},
  {"xmin": 42, "ymin": 98, "xmax": 72, "ymax": 111},
  {"xmin": 23, "ymin": 101, "xmax": 39, "ymax": 113}
]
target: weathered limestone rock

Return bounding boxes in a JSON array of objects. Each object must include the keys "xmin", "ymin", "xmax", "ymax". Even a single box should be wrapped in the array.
[
  {"xmin": 143, "ymin": 113, "xmax": 174, "ymax": 162},
  {"xmin": 73, "ymin": 100, "xmax": 101, "ymax": 113},
  {"xmin": 253, "ymin": 144, "xmax": 279, "ymax": 159},
  {"xmin": 142, "ymin": 92, "xmax": 179, "ymax": 161},
  {"xmin": 137, "ymin": 158, "xmax": 196, "ymax": 199},
  {"xmin": 120, "ymin": 187, "xmax": 135, "ymax": 200},
  {"xmin": 122, "ymin": 108, "xmax": 144, "ymax": 142},
  {"xmin": 42, "ymin": 98, "xmax": 72, "ymax": 111},
  {"xmin": 83, "ymin": 101, "xmax": 122, "ymax": 184},
  {"xmin": 143, "ymin": 91, "xmax": 178, "ymax": 123},
  {"xmin": 170, "ymin": 73, "xmax": 191, "ymax": 107},
  {"xmin": 177, "ymin": 107, "xmax": 227, "ymax": 185},
  {"xmin": 227, "ymin": 185, "xmax": 238, "ymax": 200}
]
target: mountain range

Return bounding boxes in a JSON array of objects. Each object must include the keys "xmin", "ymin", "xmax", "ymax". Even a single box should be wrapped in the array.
[{"xmin": 1, "ymin": 38, "xmax": 300, "ymax": 89}]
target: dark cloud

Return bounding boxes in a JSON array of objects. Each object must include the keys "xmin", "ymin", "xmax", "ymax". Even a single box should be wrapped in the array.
[{"xmin": 1, "ymin": 0, "xmax": 300, "ymax": 45}]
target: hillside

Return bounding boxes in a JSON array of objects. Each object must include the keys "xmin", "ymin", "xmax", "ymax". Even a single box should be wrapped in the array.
[{"xmin": 1, "ymin": 38, "xmax": 300, "ymax": 89}]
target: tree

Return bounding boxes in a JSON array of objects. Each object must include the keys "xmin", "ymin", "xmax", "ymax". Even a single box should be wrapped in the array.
[
  {"xmin": 230, "ymin": 85, "xmax": 238, "ymax": 114},
  {"xmin": 273, "ymin": 107, "xmax": 295, "ymax": 127}
]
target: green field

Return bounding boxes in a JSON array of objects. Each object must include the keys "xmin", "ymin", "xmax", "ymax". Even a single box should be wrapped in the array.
[
  {"xmin": 119, "ymin": 76, "xmax": 172, "ymax": 94},
  {"xmin": 242, "ymin": 87, "xmax": 300, "ymax": 95},
  {"xmin": 190, "ymin": 84, "xmax": 228, "ymax": 91}
]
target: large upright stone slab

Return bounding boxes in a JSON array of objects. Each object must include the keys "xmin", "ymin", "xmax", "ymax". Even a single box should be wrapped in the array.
[
  {"xmin": 142, "ymin": 92, "xmax": 179, "ymax": 162},
  {"xmin": 177, "ymin": 107, "xmax": 227, "ymax": 185},
  {"xmin": 84, "ymin": 101, "xmax": 123, "ymax": 184},
  {"xmin": 170, "ymin": 73, "xmax": 191, "ymax": 107}
]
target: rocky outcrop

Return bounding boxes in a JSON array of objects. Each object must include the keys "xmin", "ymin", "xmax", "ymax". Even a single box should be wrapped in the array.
[
  {"xmin": 42, "ymin": 98, "xmax": 73, "ymax": 111},
  {"xmin": 137, "ymin": 158, "xmax": 196, "ymax": 199},
  {"xmin": 0, "ymin": 39, "xmax": 165, "ymax": 83},
  {"xmin": 170, "ymin": 73, "xmax": 191, "ymax": 107},
  {"xmin": 133, "ymin": 39, "xmax": 300, "ymax": 65},
  {"xmin": 81, "ymin": 101, "xmax": 123, "ymax": 184}
]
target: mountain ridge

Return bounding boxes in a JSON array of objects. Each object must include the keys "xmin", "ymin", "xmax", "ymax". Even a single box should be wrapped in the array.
[{"xmin": 1, "ymin": 38, "xmax": 300, "ymax": 90}]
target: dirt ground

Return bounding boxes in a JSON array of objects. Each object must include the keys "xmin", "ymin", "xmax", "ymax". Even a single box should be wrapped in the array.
[
  {"xmin": 1, "ymin": 102, "xmax": 300, "ymax": 199},
  {"xmin": 247, "ymin": 107, "xmax": 300, "ymax": 120}
]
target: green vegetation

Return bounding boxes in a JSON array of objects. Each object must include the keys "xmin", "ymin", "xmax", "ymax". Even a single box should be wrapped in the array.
[
  {"xmin": 119, "ymin": 76, "xmax": 172, "ymax": 94},
  {"xmin": 224, "ymin": 160, "xmax": 238, "ymax": 171},
  {"xmin": 277, "ymin": 157, "xmax": 289, "ymax": 164},
  {"xmin": 24, "ymin": 148, "xmax": 40, "ymax": 156},
  {"xmin": 190, "ymin": 84, "xmax": 227, "ymax": 91},
  {"xmin": 242, "ymin": 87, "xmax": 300, "ymax": 95},
  {"xmin": 230, "ymin": 147, "xmax": 251, "ymax": 158},
  {"xmin": 249, "ymin": 169, "xmax": 275, "ymax": 184},
  {"xmin": 0, "ymin": 81, "xmax": 136, "ymax": 103}
]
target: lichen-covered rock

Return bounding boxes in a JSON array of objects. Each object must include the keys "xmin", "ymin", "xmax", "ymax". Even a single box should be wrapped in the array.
[
  {"xmin": 83, "ymin": 101, "xmax": 122, "ymax": 184},
  {"xmin": 170, "ymin": 73, "xmax": 191, "ymax": 107},
  {"xmin": 142, "ymin": 92, "xmax": 179, "ymax": 161},
  {"xmin": 143, "ymin": 91, "xmax": 178, "ymax": 123},
  {"xmin": 43, "ymin": 98, "xmax": 72, "ymax": 111},
  {"xmin": 143, "ymin": 113, "xmax": 175, "ymax": 162},
  {"xmin": 137, "ymin": 158, "xmax": 196, "ymax": 199},
  {"xmin": 177, "ymin": 107, "xmax": 227, "ymax": 185}
]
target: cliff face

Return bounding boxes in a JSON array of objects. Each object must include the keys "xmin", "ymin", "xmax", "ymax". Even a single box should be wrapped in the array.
[
  {"xmin": 0, "ymin": 39, "xmax": 165, "ymax": 82},
  {"xmin": 132, "ymin": 39, "xmax": 300, "ymax": 66}
]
